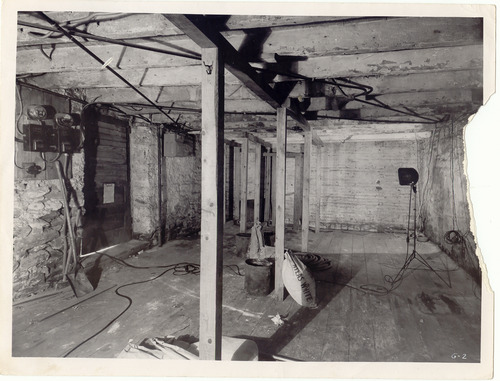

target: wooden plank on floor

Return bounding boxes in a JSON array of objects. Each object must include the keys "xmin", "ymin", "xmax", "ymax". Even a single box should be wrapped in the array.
[
  {"xmin": 199, "ymin": 46, "xmax": 224, "ymax": 360},
  {"xmin": 345, "ymin": 253, "xmax": 376, "ymax": 361},
  {"xmin": 320, "ymin": 277, "xmax": 351, "ymax": 361},
  {"xmin": 364, "ymin": 248, "xmax": 405, "ymax": 361}
]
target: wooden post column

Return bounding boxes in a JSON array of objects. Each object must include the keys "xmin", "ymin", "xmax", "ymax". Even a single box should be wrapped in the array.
[
  {"xmin": 271, "ymin": 151, "xmax": 276, "ymax": 226},
  {"xmin": 254, "ymin": 142, "xmax": 262, "ymax": 223},
  {"xmin": 274, "ymin": 107, "xmax": 287, "ymax": 301},
  {"xmin": 263, "ymin": 149, "xmax": 272, "ymax": 223},
  {"xmin": 293, "ymin": 154, "xmax": 304, "ymax": 231},
  {"xmin": 233, "ymin": 146, "xmax": 241, "ymax": 224},
  {"xmin": 301, "ymin": 131, "xmax": 312, "ymax": 252},
  {"xmin": 199, "ymin": 47, "xmax": 224, "ymax": 360},
  {"xmin": 240, "ymin": 138, "xmax": 249, "ymax": 233},
  {"xmin": 315, "ymin": 146, "xmax": 322, "ymax": 234},
  {"xmin": 228, "ymin": 144, "xmax": 234, "ymax": 222}
]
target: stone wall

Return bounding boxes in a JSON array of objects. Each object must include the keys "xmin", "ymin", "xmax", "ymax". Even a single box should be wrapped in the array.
[
  {"xmin": 164, "ymin": 136, "xmax": 202, "ymax": 239},
  {"xmin": 129, "ymin": 122, "xmax": 160, "ymax": 240},
  {"xmin": 13, "ymin": 153, "xmax": 84, "ymax": 300},
  {"xmin": 418, "ymin": 115, "xmax": 480, "ymax": 281}
]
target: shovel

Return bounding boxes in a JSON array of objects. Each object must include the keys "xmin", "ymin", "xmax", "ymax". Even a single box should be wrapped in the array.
[{"xmin": 56, "ymin": 160, "xmax": 94, "ymax": 297}]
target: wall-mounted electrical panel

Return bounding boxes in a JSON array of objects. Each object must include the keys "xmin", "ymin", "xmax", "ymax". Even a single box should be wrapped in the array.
[{"xmin": 23, "ymin": 124, "xmax": 81, "ymax": 153}]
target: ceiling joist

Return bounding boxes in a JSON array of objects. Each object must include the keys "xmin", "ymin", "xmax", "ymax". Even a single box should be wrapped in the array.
[{"xmin": 164, "ymin": 14, "xmax": 323, "ymax": 146}]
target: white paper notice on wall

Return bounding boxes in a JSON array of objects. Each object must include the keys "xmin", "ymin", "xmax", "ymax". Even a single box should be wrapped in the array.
[{"xmin": 103, "ymin": 183, "xmax": 115, "ymax": 204}]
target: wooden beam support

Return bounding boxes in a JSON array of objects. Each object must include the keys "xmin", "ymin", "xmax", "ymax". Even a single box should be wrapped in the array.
[
  {"xmin": 271, "ymin": 149, "xmax": 277, "ymax": 227},
  {"xmin": 19, "ymin": 17, "xmax": 482, "ymax": 74},
  {"xmin": 315, "ymin": 146, "xmax": 322, "ymax": 234},
  {"xmin": 162, "ymin": 15, "xmax": 317, "ymax": 140},
  {"xmin": 293, "ymin": 154, "xmax": 304, "ymax": 232},
  {"xmin": 199, "ymin": 47, "xmax": 224, "ymax": 360},
  {"xmin": 164, "ymin": 14, "xmax": 286, "ymax": 108},
  {"xmin": 223, "ymin": 143, "xmax": 227, "ymax": 224},
  {"xmin": 224, "ymin": 139, "xmax": 241, "ymax": 147},
  {"xmin": 245, "ymin": 132, "xmax": 273, "ymax": 149},
  {"xmin": 228, "ymin": 144, "xmax": 235, "ymax": 222},
  {"xmin": 233, "ymin": 147, "xmax": 241, "ymax": 224},
  {"xmin": 274, "ymin": 107, "xmax": 287, "ymax": 301},
  {"xmin": 264, "ymin": 148, "xmax": 272, "ymax": 223},
  {"xmin": 240, "ymin": 138, "xmax": 249, "ymax": 233},
  {"xmin": 301, "ymin": 131, "xmax": 312, "ymax": 252},
  {"xmin": 254, "ymin": 142, "xmax": 262, "ymax": 223}
]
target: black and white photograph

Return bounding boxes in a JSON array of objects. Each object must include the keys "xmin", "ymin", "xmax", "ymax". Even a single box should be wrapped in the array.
[{"xmin": 0, "ymin": 1, "xmax": 496, "ymax": 379}]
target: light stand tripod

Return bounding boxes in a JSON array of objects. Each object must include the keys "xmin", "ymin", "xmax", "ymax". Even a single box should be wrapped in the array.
[{"xmin": 387, "ymin": 172, "xmax": 452, "ymax": 289}]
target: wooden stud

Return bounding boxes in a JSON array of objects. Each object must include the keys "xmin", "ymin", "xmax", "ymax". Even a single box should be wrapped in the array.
[
  {"xmin": 264, "ymin": 148, "xmax": 272, "ymax": 223},
  {"xmin": 223, "ymin": 143, "xmax": 227, "ymax": 224},
  {"xmin": 240, "ymin": 138, "xmax": 249, "ymax": 233},
  {"xmin": 315, "ymin": 146, "xmax": 322, "ymax": 234},
  {"xmin": 199, "ymin": 47, "xmax": 224, "ymax": 360},
  {"xmin": 293, "ymin": 154, "xmax": 304, "ymax": 231},
  {"xmin": 271, "ymin": 149, "xmax": 276, "ymax": 227},
  {"xmin": 254, "ymin": 142, "xmax": 262, "ymax": 223},
  {"xmin": 234, "ymin": 147, "xmax": 241, "ymax": 224},
  {"xmin": 274, "ymin": 107, "xmax": 287, "ymax": 301},
  {"xmin": 228, "ymin": 144, "xmax": 235, "ymax": 222},
  {"xmin": 301, "ymin": 131, "xmax": 312, "ymax": 252}
]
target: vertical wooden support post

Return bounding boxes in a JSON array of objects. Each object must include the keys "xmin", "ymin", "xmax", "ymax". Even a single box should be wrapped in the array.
[
  {"xmin": 301, "ymin": 131, "xmax": 312, "ymax": 252},
  {"xmin": 228, "ymin": 145, "xmax": 235, "ymax": 222},
  {"xmin": 234, "ymin": 147, "xmax": 241, "ymax": 224},
  {"xmin": 240, "ymin": 138, "xmax": 249, "ymax": 233},
  {"xmin": 271, "ymin": 151, "xmax": 276, "ymax": 226},
  {"xmin": 199, "ymin": 47, "xmax": 224, "ymax": 360},
  {"xmin": 293, "ymin": 154, "xmax": 303, "ymax": 231},
  {"xmin": 315, "ymin": 146, "xmax": 322, "ymax": 234},
  {"xmin": 264, "ymin": 150, "xmax": 272, "ymax": 222},
  {"xmin": 254, "ymin": 142, "xmax": 262, "ymax": 223},
  {"xmin": 223, "ymin": 143, "xmax": 227, "ymax": 224},
  {"xmin": 274, "ymin": 107, "xmax": 287, "ymax": 301}
]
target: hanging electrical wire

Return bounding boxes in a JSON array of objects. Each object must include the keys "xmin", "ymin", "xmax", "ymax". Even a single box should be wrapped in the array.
[
  {"xmin": 22, "ymin": 12, "xmax": 447, "ymax": 125},
  {"xmin": 25, "ymin": 12, "xmax": 131, "ymax": 40},
  {"xmin": 37, "ymin": 12, "xmax": 188, "ymax": 132}
]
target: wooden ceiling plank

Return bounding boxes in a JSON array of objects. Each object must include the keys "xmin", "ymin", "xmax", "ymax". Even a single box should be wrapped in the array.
[
  {"xmin": 17, "ymin": 13, "xmax": 355, "ymax": 46},
  {"xmin": 254, "ymin": 45, "xmax": 483, "ymax": 82},
  {"xmin": 24, "ymin": 44, "xmax": 482, "ymax": 91},
  {"xmin": 18, "ymin": 15, "xmax": 482, "ymax": 61}
]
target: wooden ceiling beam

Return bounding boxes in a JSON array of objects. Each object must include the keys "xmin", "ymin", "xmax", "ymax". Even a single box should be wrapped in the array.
[
  {"xmin": 17, "ymin": 13, "xmax": 356, "ymax": 47},
  {"xmin": 23, "ymin": 44, "xmax": 482, "ymax": 90},
  {"xmin": 18, "ymin": 15, "xmax": 482, "ymax": 61},
  {"xmin": 164, "ymin": 14, "xmax": 322, "ymax": 145},
  {"xmin": 164, "ymin": 14, "xmax": 285, "ymax": 107}
]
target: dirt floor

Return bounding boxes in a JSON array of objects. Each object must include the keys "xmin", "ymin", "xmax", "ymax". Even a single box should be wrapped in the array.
[{"xmin": 12, "ymin": 223, "xmax": 481, "ymax": 362}]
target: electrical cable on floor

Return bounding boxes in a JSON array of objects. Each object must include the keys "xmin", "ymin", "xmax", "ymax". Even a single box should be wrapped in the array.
[
  {"xmin": 62, "ymin": 262, "xmax": 198, "ymax": 357},
  {"xmin": 63, "ymin": 254, "xmax": 244, "ymax": 357}
]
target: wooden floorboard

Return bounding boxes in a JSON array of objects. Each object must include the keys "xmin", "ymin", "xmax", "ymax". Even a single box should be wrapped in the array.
[{"xmin": 11, "ymin": 227, "xmax": 481, "ymax": 363}]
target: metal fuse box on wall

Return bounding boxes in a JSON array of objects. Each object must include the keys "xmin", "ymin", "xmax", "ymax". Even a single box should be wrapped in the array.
[{"xmin": 23, "ymin": 124, "xmax": 81, "ymax": 153}]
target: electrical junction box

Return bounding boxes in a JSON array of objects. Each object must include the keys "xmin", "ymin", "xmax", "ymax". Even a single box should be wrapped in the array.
[
  {"xmin": 23, "ymin": 124, "xmax": 81, "ymax": 153},
  {"xmin": 23, "ymin": 124, "xmax": 57, "ymax": 152}
]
